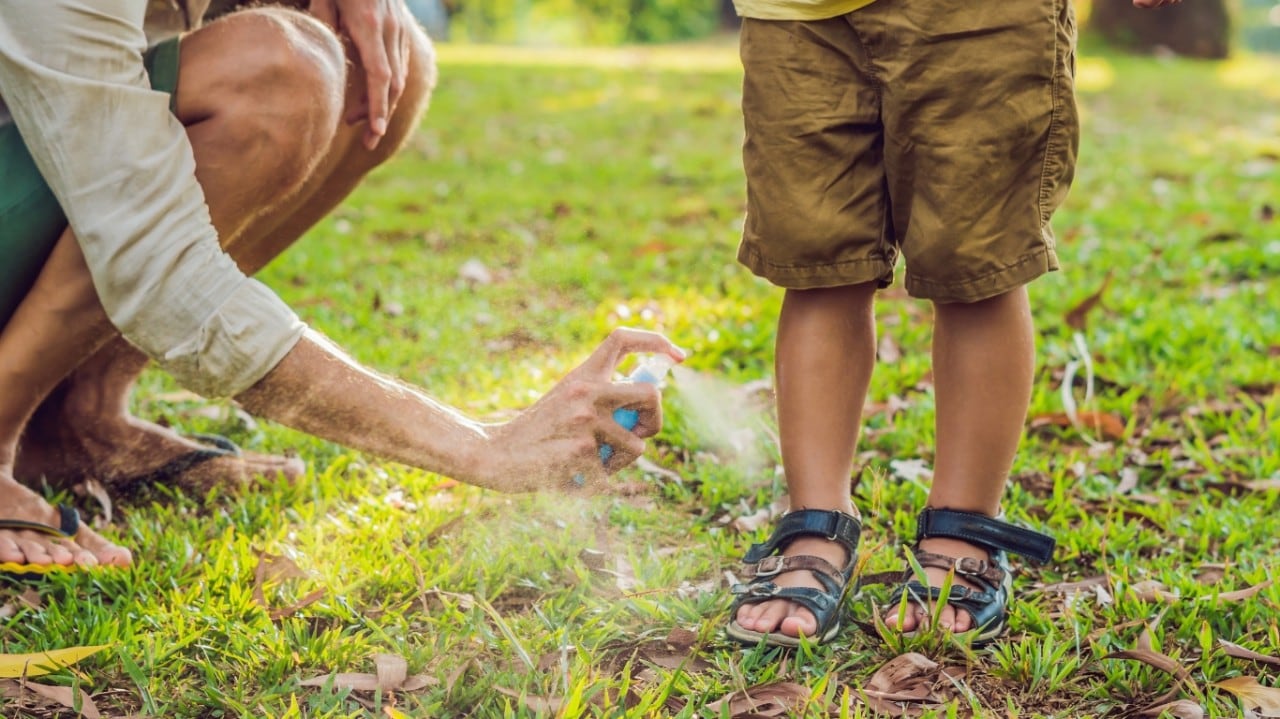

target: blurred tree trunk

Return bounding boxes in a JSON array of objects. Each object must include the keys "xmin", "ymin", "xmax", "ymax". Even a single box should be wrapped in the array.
[
  {"xmin": 721, "ymin": 0, "xmax": 742, "ymax": 29},
  {"xmin": 1089, "ymin": 0, "xmax": 1231, "ymax": 59}
]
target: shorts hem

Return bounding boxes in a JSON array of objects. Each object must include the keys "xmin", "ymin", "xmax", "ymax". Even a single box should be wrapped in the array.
[
  {"xmin": 905, "ymin": 247, "xmax": 1059, "ymax": 304},
  {"xmin": 738, "ymin": 242, "xmax": 895, "ymax": 290}
]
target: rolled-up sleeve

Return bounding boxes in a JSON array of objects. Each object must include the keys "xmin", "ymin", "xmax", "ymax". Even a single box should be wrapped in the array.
[{"xmin": 0, "ymin": 0, "xmax": 305, "ymax": 397}]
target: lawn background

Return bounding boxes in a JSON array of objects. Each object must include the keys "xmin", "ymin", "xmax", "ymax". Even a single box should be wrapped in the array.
[{"xmin": 3, "ymin": 38, "xmax": 1279, "ymax": 718}]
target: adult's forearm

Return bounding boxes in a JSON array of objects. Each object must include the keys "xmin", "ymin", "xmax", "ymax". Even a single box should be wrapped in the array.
[{"xmin": 235, "ymin": 329, "xmax": 490, "ymax": 485}]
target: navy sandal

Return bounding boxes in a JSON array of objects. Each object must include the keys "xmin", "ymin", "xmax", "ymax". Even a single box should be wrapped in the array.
[
  {"xmin": 0, "ymin": 505, "xmax": 84, "ymax": 578},
  {"xmin": 726, "ymin": 509, "xmax": 862, "ymax": 647},
  {"xmin": 884, "ymin": 508, "xmax": 1055, "ymax": 645}
]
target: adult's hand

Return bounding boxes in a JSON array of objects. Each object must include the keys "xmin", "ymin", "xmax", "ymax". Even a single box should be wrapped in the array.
[
  {"xmin": 309, "ymin": 0, "xmax": 412, "ymax": 149},
  {"xmin": 470, "ymin": 328, "xmax": 686, "ymax": 493}
]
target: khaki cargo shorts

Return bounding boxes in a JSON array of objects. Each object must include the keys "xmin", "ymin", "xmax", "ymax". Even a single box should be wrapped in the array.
[{"xmin": 737, "ymin": 0, "xmax": 1080, "ymax": 303}]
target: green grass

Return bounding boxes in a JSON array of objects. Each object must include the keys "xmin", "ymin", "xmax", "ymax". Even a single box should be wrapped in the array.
[{"xmin": 4, "ymin": 43, "xmax": 1279, "ymax": 718}]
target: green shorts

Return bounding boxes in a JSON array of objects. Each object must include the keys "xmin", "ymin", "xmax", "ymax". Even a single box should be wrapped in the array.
[
  {"xmin": 0, "ymin": 36, "xmax": 182, "ymax": 326},
  {"xmin": 737, "ymin": 0, "xmax": 1080, "ymax": 303}
]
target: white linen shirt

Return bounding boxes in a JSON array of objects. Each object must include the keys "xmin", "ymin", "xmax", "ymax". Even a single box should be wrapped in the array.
[{"xmin": 0, "ymin": 0, "xmax": 305, "ymax": 398}]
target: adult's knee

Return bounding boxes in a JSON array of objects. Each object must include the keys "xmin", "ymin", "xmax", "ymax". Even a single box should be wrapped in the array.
[{"xmin": 183, "ymin": 8, "xmax": 346, "ymax": 183}]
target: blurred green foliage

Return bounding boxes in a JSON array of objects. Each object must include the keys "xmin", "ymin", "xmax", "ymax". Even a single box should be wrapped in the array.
[{"xmin": 450, "ymin": 0, "xmax": 722, "ymax": 44}]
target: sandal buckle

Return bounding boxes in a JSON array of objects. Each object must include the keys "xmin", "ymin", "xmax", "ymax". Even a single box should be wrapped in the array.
[
  {"xmin": 954, "ymin": 557, "xmax": 989, "ymax": 578},
  {"xmin": 755, "ymin": 555, "xmax": 785, "ymax": 577}
]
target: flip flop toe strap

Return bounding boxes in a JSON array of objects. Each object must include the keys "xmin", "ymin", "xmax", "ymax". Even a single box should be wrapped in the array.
[{"xmin": 0, "ymin": 504, "xmax": 80, "ymax": 538}]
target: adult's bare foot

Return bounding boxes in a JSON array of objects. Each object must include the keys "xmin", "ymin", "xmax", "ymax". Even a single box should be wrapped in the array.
[
  {"xmin": 17, "ymin": 402, "xmax": 304, "ymax": 495},
  {"xmin": 0, "ymin": 477, "xmax": 132, "ymax": 570}
]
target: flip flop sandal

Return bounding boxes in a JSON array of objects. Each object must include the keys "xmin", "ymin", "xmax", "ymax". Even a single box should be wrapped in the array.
[
  {"xmin": 726, "ymin": 509, "xmax": 862, "ymax": 648},
  {"xmin": 883, "ymin": 508, "xmax": 1055, "ymax": 646},
  {"xmin": 109, "ymin": 433, "xmax": 240, "ymax": 495},
  {"xmin": 0, "ymin": 505, "xmax": 87, "ymax": 578}
]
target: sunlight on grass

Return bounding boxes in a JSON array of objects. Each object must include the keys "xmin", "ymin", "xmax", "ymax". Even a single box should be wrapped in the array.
[
  {"xmin": 1217, "ymin": 55, "xmax": 1280, "ymax": 99},
  {"xmin": 1076, "ymin": 56, "xmax": 1116, "ymax": 92},
  {"xmin": 438, "ymin": 42, "xmax": 742, "ymax": 73},
  {"xmin": 4, "ymin": 41, "xmax": 1278, "ymax": 718}
]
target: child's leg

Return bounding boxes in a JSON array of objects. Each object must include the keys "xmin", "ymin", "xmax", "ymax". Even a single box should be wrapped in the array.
[
  {"xmin": 886, "ymin": 286, "xmax": 1035, "ymax": 633},
  {"xmin": 734, "ymin": 282, "xmax": 876, "ymax": 638}
]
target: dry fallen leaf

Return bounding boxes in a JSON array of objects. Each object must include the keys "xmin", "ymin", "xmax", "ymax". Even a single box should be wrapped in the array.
[
  {"xmin": 854, "ymin": 652, "xmax": 966, "ymax": 716},
  {"xmin": 255, "ymin": 551, "xmax": 310, "ymax": 585},
  {"xmin": 1215, "ymin": 579, "xmax": 1275, "ymax": 603},
  {"xmin": 1130, "ymin": 579, "xmax": 1179, "ymax": 603},
  {"xmin": 878, "ymin": 334, "xmax": 902, "ymax": 363},
  {"xmin": 299, "ymin": 653, "xmax": 436, "ymax": 693},
  {"xmin": 729, "ymin": 496, "xmax": 788, "ymax": 533},
  {"xmin": 1220, "ymin": 640, "xmax": 1280, "ymax": 668},
  {"xmin": 1038, "ymin": 575, "xmax": 1110, "ymax": 594},
  {"xmin": 1030, "ymin": 411, "xmax": 1127, "ymax": 441},
  {"xmin": 458, "ymin": 258, "xmax": 493, "ymax": 285},
  {"xmin": 1194, "ymin": 564, "xmax": 1228, "ymax": 586},
  {"xmin": 639, "ymin": 627, "xmax": 712, "ymax": 673},
  {"xmin": 1214, "ymin": 676, "xmax": 1280, "ymax": 716},
  {"xmin": 1065, "ymin": 271, "xmax": 1113, "ymax": 331},
  {"xmin": 704, "ymin": 681, "xmax": 814, "ymax": 717},
  {"xmin": 1136, "ymin": 699, "xmax": 1204, "ymax": 719},
  {"xmin": 0, "ymin": 645, "xmax": 111, "ymax": 678},
  {"xmin": 72, "ymin": 478, "xmax": 114, "ymax": 528},
  {"xmin": 20, "ymin": 679, "xmax": 101, "ymax": 719},
  {"xmin": 1103, "ymin": 626, "xmax": 1191, "ymax": 704},
  {"xmin": 494, "ymin": 685, "xmax": 563, "ymax": 714}
]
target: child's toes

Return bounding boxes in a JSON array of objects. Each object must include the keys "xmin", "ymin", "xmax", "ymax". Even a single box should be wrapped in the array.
[{"xmin": 780, "ymin": 611, "xmax": 817, "ymax": 638}]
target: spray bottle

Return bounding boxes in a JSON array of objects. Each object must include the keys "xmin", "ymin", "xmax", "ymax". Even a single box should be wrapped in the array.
[
  {"xmin": 598, "ymin": 353, "xmax": 675, "ymax": 463},
  {"xmin": 573, "ymin": 354, "xmax": 675, "ymax": 486}
]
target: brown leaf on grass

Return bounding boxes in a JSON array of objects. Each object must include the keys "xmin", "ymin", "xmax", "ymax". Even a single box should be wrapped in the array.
[
  {"xmin": 878, "ymin": 334, "xmax": 902, "ymax": 363},
  {"xmin": 729, "ymin": 496, "xmax": 788, "ymax": 533},
  {"xmin": 14, "ymin": 679, "xmax": 102, "ymax": 718},
  {"xmin": 1194, "ymin": 564, "xmax": 1227, "ymax": 586},
  {"xmin": 17, "ymin": 588, "xmax": 42, "ymax": 612},
  {"xmin": 613, "ymin": 556, "xmax": 638, "ymax": 593},
  {"xmin": 1243, "ymin": 479, "xmax": 1280, "ymax": 492},
  {"xmin": 1213, "ymin": 676, "xmax": 1280, "ymax": 716},
  {"xmin": 1130, "ymin": 579, "xmax": 1179, "ymax": 603},
  {"xmin": 1065, "ymin": 270, "xmax": 1113, "ymax": 331},
  {"xmin": 703, "ymin": 681, "xmax": 814, "ymax": 717},
  {"xmin": 1215, "ymin": 578, "xmax": 1275, "ymax": 603},
  {"xmin": 494, "ymin": 686, "xmax": 563, "ymax": 714},
  {"xmin": 1136, "ymin": 699, "xmax": 1204, "ymax": 719},
  {"xmin": 1104, "ymin": 626, "xmax": 1191, "ymax": 704},
  {"xmin": 1037, "ymin": 575, "xmax": 1109, "ymax": 594},
  {"xmin": 252, "ymin": 550, "xmax": 325, "ymax": 619},
  {"xmin": 268, "ymin": 588, "xmax": 326, "ymax": 620},
  {"xmin": 299, "ymin": 654, "xmax": 437, "ymax": 693},
  {"xmin": 855, "ymin": 652, "xmax": 966, "ymax": 716},
  {"xmin": 635, "ymin": 456, "xmax": 684, "ymax": 485},
  {"xmin": 1117, "ymin": 467, "xmax": 1141, "ymax": 494},
  {"xmin": 639, "ymin": 627, "xmax": 712, "ymax": 673},
  {"xmin": 1030, "ymin": 411, "xmax": 1127, "ymax": 441},
  {"xmin": 1220, "ymin": 640, "xmax": 1280, "ymax": 667},
  {"xmin": 72, "ymin": 479, "xmax": 113, "ymax": 528}
]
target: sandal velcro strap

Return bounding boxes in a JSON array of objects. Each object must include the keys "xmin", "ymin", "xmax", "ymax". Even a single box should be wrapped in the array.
[
  {"xmin": 742, "ymin": 509, "xmax": 862, "ymax": 569},
  {"xmin": 914, "ymin": 551, "xmax": 1005, "ymax": 589},
  {"xmin": 741, "ymin": 554, "xmax": 843, "ymax": 582},
  {"xmin": 917, "ymin": 508, "xmax": 1055, "ymax": 565}
]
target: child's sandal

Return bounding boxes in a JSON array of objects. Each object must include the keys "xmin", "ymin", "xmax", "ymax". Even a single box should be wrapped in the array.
[
  {"xmin": 726, "ymin": 509, "xmax": 862, "ymax": 647},
  {"xmin": 884, "ymin": 508, "xmax": 1055, "ymax": 646}
]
